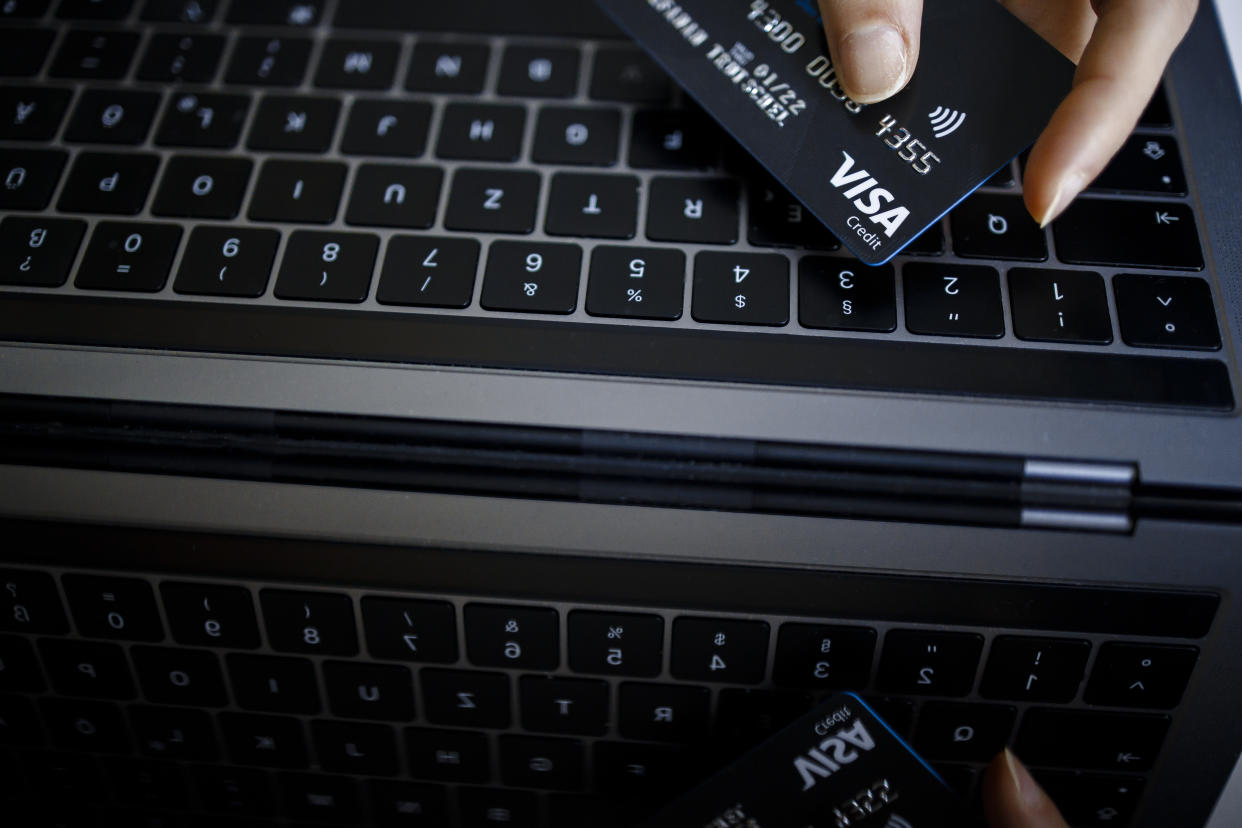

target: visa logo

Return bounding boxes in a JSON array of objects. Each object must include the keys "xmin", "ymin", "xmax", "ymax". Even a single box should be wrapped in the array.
[
  {"xmin": 830, "ymin": 152, "xmax": 911, "ymax": 242},
  {"xmin": 792, "ymin": 719, "xmax": 877, "ymax": 791}
]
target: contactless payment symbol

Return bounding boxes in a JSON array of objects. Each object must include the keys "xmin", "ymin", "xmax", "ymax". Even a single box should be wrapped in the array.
[{"xmin": 928, "ymin": 106, "xmax": 968, "ymax": 138}]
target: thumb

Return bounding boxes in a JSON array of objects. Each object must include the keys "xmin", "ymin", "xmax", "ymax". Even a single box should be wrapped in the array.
[
  {"xmin": 817, "ymin": 0, "xmax": 923, "ymax": 103},
  {"xmin": 982, "ymin": 749, "xmax": 1071, "ymax": 828}
]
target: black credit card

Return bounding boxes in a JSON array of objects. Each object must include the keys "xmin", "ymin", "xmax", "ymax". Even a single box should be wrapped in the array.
[
  {"xmin": 596, "ymin": 0, "xmax": 1075, "ymax": 265},
  {"xmin": 641, "ymin": 692, "xmax": 963, "ymax": 828}
]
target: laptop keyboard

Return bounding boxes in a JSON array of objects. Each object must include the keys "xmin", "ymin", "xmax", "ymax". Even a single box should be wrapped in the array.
[
  {"xmin": 0, "ymin": 526, "xmax": 1219, "ymax": 828},
  {"xmin": 0, "ymin": 0, "xmax": 1234, "ymax": 411}
]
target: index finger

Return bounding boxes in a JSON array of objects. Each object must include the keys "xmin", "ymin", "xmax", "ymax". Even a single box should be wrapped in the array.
[{"xmin": 1023, "ymin": 0, "xmax": 1199, "ymax": 226}]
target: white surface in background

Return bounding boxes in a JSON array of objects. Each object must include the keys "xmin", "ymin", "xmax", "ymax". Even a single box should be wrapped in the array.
[{"xmin": 1202, "ymin": 9, "xmax": 1239, "ymax": 828}]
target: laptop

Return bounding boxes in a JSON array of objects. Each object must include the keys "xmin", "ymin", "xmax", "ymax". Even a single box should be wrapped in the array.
[{"xmin": 1, "ymin": 1, "xmax": 1240, "ymax": 826}]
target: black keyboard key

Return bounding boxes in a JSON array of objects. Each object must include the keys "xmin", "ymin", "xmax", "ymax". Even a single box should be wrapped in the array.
[
  {"xmin": 0, "ymin": 86, "xmax": 72, "ymax": 140},
  {"xmin": 876, "ymin": 629, "xmax": 984, "ymax": 696},
  {"xmin": 219, "ymin": 712, "xmax": 309, "ymax": 770},
  {"xmin": 1008, "ymin": 268, "xmax": 1113, "ymax": 345},
  {"xmin": 323, "ymin": 660, "xmax": 414, "ymax": 721},
  {"xmin": 22, "ymin": 750, "xmax": 107, "ymax": 802},
  {"xmin": 913, "ymin": 701, "xmax": 1016, "ymax": 762},
  {"xmin": 0, "ymin": 149, "xmax": 68, "ymax": 210},
  {"xmin": 950, "ymin": 194, "xmax": 1048, "ymax": 261},
  {"xmin": 545, "ymin": 172, "xmax": 638, "ymax": 239},
  {"xmin": 65, "ymin": 88, "xmax": 160, "ymax": 144},
  {"xmin": 444, "ymin": 168, "xmax": 541, "ymax": 234},
  {"xmin": 0, "ymin": 635, "xmax": 43, "ymax": 692},
  {"xmin": 225, "ymin": 36, "xmax": 312, "ymax": 86},
  {"xmin": 692, "ymin": 251, "xmax": 789, "ymax": 327},
  {"xmin": 141, "ymin": 0, "xmax": 219, "ymax": 23},
  {"xmin": 436, "ymin": 103, "xmax": 526, "ymax": 162},
  {"xmin": 594, "ymin": 741, "xmax": 689, "ymax": 802},
  {"xmin": 586, "ymin": 245, "xmax": 684, "ymax": 321},
  {"xmin": 618, "ymin": 682, "xmax": 710, "ymax": 743},
  {"xmin": 568, "ymin": 609, "xmax": 664, "ymax": 677},
  {"xmin": 58, "ymin": 152, "xmax": 160, "ymax": 214},
  {"xmin": 533, "ymin": 107, "xmax": 622, "ymax": 166},
  {"xmin": 315, "ymin": 38, "xmax": 400, "ymax": 89},
  {"xmin": 772, "ymin": 623, "xmax": 876, "ymax": 690},
  {"xmin": 227, "ymin": 653, "xmax": 320, "ymax": 714},
  {"xmin": 0, "ymin": 694, "xmax": 43, "ymax": 745},
  {"xmin": 130, "ymin": 705, "xmax": 219, "ymax": 760},
  {"xmin": 61, "ymin": 573, "xmax": 163, "ymax": 640},
  {"xmin": 248, "ymin": 95, "xmax": 341, "ymax": 153},
  {"xmin": 341, "ymin": 99, "xmax": 432, "ymax": 158},
  {"xmin": 131, "ymin": 645, "xmax": 227, "ymax": 707},
  {"xmin": 1035, "ymin": 772, "xmax": 1145, "ymax": 828},
  {"xmin": 259, "ymin": 589, "xmax": 357, "ymax": 655},
  {"xmin": 906, "ymin": 221, "xmax": 946, "ymax": 255},
  {"xmin": 519, "ymin": 676, "xmax": 609, "ymax": 736},
  {"xmin": 108, "ymin": 757, "xmax": 189, "ymax": 809},
  {"xmin": 155, "ymin": 91, "xmax": 251, "ymax": 148},
  {"xmin": 497, "ymin": 45, "xmax": 580, "ymax": 98},
  {"xmin": 405, "ymin": 727, "xmax": 490, "ymax": 783},
  {"xmin": 1016, "ymin": 708, "xmax": 1168, "ymax": 771},
  {"xmin": 345, "ymin": 163, "xmax": 442, "ymax": 229},
  {"xmin": 40, "ymin": 697, "xmax": 129, "ymax": 752},
  {"xmin": 76, "ymin": 221, "xmax": 181, "ymax": 292},
  {"xmin": 376, "ymin": 236, "xmax": 480, "ymax": 309},
  {"xmin": 406, "ymin": 41, "xmax": 490, "ymax": 94},
  {"xmin": 799, "ymin": 257, "xmax": 897, "ymax": 333},
  {"xmin": 903, "ymin": 262, "xmax": 1004, "ymax": 338},
  {"xmin": 748, "ymin": 182, "xmax": 841, "ymax": 250},
  {"xmin": 137, "ymin": 33, "xmax": 225, "ymax": 82},
  {"xmin": 629, "ymin": 110, "xmax": 719, "ymax": 169},
  {"xmin": 480, "ymin": 241, "xmax": 582, "ymax": 315},
  {"xmin": 274, "ymin": 230, "xmax": 379, "ymax": 303},
  {"xmin": 647, "ymin": 177, "xmax": 739, "ymax": 244},
  {"xmin": 0, "ymin": 0, "xmax": 51, "ymax": 18},
  {"xmin": 360, "ymin": 595, "xmax": 459, "ymax": 662},
  {"xmin": 500, "ymin": 735, "xmax": 584, "ymax": 791},
  {"xmin": 248, "ymin": 159, "xmax": 347, "ymax": 224},
  {"xmin": 175, "ymin": 226, "xmax": 279, "ymax": 297},
  {"xmin": 160, "ymin": 581, "xmax": 261, "ymax": 648},
  {"xmin": 1085, "ymin": 642, "xmax": 1199, "ymax": 709},
  {"xmin": 227, "ymin": 1, "xmax": 320, "ymax": 25},
  {"xmin": 152, "ymin": 155, "xmax": 252, "ymax": 219},
  {"xmin": 0, "ymin": 216, "xmax": 86, "ymax": 288},
  {"xmin": 1089, "ymin": 134, "xmax": 1187, "ymax": 195},
  {"xmin": 549, "ymin": 795, "xmax": 639, "ymax": 828},
  {"xmin": 1114, "ymin": 274, "xmax": 1221, "ymax": 350},
  {"xmin": 714, "ymin": 688, "xmax": 813, "ymax": 749},
  {"xmin": 56, "ymin": 0, "xmax": 132, "ymax": 18},
  {"xmin": 1139, "ymin": 85, "xmax": 1173, "ymax": 128},
  {"xmin": 1054, "ymin": 199, "xmax": 1204, "ymax": 270},
  {"xmin": 193, "ymin": 765, "xmax": 275, "ymax": 816},
  {"xmin": 311, "ymin": 719, "xmax": 400, "ymax": 776},
  {"xmin": 369, "ymin": 779, "xmax": 450, "ymax": 827},
  {"xmin": 459, "ymin": 788, "xmax": 538, "ymax": 828},
  {"xmin": 464, "ymin": 602, "xmax": 559, "ymax": 670},
  {"xmin": 421, "ymin": 668, "xmax": 510, "ymax": 729},
  {"xmin": 980, "ymin": 635, "xmax": 1090, "ymax": 703},
  {"xmin": 0, "ymin": 569, "xmax": 68, "ymax": 633},
  {"xmin": 0, "ymin": 27, "xmax": 53, "ymax": 76},
  {"xmin": 50, "ymin": 29, "xmax": 139, "ymax": 79},
  {"xmin": 38, "ymin": 638, "xmax": 135, "ymax": 698},
  {"xmin": 671, "ymin": 616, "xmax": 770, "ymax": 684},
  {"xmin": 279, "ymin": 772, "xmax": 361, "ymax": 823},
  {"xmin": 985, "ymin": 162, "xmax": 1016, "ymax": 188},
  {"xmin": 590, "ymin": 47, "xmax": 670, "ymax": 102}
]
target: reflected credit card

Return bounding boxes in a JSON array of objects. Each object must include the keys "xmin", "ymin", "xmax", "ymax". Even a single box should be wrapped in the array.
[
  {"xmin": 641, "ymin": 693, "xmax": 963, "ymax": 828},
  {"xmin": 596, "ymin": 0, "xmax": 1075, "ymax": 265}
]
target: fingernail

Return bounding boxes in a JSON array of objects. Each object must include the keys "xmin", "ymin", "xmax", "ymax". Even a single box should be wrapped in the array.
[
  {"xmin": 1003, "ymin": 748, "xmax": 1046, "ymax": 811},
  {"xmin": 1037, "ymin": 170, "xmax": 1087, "ymax": 228},
  {"xmin": 839, "ymin": 24, "xmax": 908, "ymax": 103}
]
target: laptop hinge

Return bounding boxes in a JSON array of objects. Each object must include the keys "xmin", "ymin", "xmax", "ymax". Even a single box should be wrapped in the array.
[{"xmin": 1019, "ymin": 459, "xmax": 1136, "ymax": 533}]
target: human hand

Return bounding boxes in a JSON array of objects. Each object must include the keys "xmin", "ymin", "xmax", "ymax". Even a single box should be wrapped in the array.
[
  {"xmin": 981, "ymin": 749, "xmax": 1070, "ymax": 828},
  {"xmin": 815, "ymin": 0, "xmax": 1200, "ymax": 226}
]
